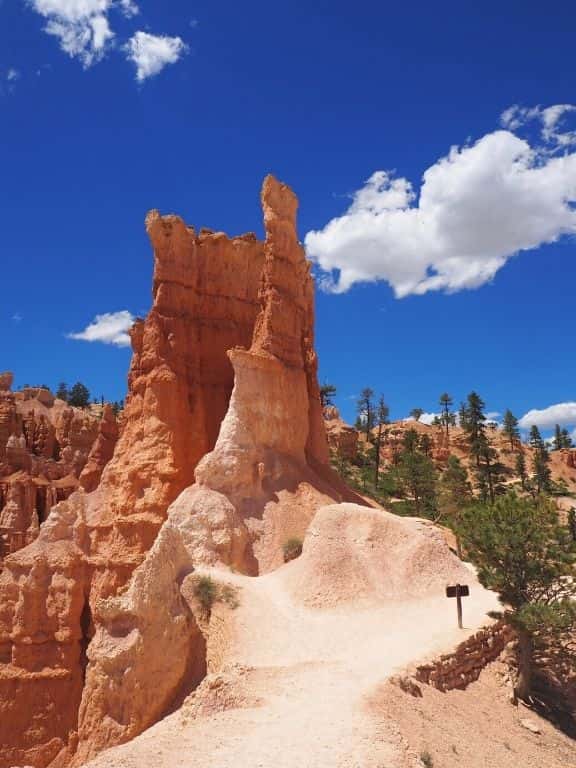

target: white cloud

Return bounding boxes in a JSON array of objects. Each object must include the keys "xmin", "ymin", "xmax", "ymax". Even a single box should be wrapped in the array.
[
  {"xmin": 501, "ymin": 104, "xmax": 576, "ymax": 148},
  {"xmin": 26, "ymin": 0, "xmax": 140, "ymax": 67},
  {"xmin": 6, "ymin": 68, "xmax": 20, "ymax": 82},
  {"xmin": 28, "ymin": 0, "xmax": 115, "ymax": 66},
  {"xmin": 67, "ymin": 310, "xmax": 134, "ymax": 347},
  {"xmin": 124, "ymin": 31, "xmax": 187, "ymax": 81},
  {"xmin": 404, "ymin": 412, "xmax": 439, "ymax": 425},
  {"xmin": 519, "ymin": 402, "xmax": 576, "ymax": 430},
  {"xmin": 305, "ymin": 106, "xmax": 576, "ymax": 296}
]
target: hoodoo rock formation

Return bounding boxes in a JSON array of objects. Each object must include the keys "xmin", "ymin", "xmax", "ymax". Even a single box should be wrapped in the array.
[
  {"xmin": 0, "ymin": 176, "xmax": 360, "ymax": 768},
  {"xmin": 0, "ymin": 380, "xmax": 108, "ymax": 560}
]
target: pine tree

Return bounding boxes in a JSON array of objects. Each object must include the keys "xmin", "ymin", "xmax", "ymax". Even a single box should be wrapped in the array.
[
  {"xmin": 397, "ymin": 449, "xmax": 437, "ymax": 517},
  {"xmin": 357, "ymin": 388, "xmax": 375, "ymax": 440},
  {"xmin": 419, "ymin": 433, "xmax": 433, "ymax": 456},
  {"xmin": 502, "ymin": 409, "xmax": 520, "ymax": 450},
  {"xmin": 410, "ymin": 407, "xmax": 424, "ymax": 422},
  {"xmin": 461, "ymin": 392, "xmax": 501, "ymax": 502},
  {"xmin": 438, "ymin": 455, "xmax": 472, "ymax": 553},
  {"xmin": 561, "ymin": 428, "xmax": 573, "ymax": 449},
  {"xmin": 439, "ymin": 393, "xmax": 454, "ymax": 441},
  {"xmin": 553, "ymin": 424, "xmax": 564, "ymax": 451},
  {"xmin": 68, "ymin": 382, "xmax": 90, "ymax": 409},
  {"xmin": 457, "ymin": 494, "xmax": 576, "ymax": 701},
  {"xmin": 373, "ymin": 395, "xmax": 389, "ymax": 488},
  {"xmin": 402, "ymin": 428, "xmax": 419, "ymax": 454},
  {"xmin": 515, "ymin": 450, "xmax": 528, "ymax": 490},
  {"xmin": 56, "ymin": 382, "xmax": 68, "ymax": 402},
  {"xmin": 319, "ymin": 383, "xmax": 337, "ymax": 409},
  {"xmin": 533, "ymin": 445, "xmax": 552, "ymax": 494}
]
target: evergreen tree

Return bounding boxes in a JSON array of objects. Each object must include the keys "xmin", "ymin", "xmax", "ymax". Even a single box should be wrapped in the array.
[
  {"xmin": 553, "ymin": 424, "xmax": 564, "ymax": 451},
  {"xmin": 438, "ymin": 455, "xmax": 472, "ymax": 552},
  {"xmin": 528, "ymin": 425, "xmax": 551, "ymax": 494},
  {"xmin": 502, "ymin": 409, "xmax": 520, "ymax": 450},
  {"xmin": 357, "ymin": 388, "xmax": 375, "ymax": 440},
  {"xmin": 397, "ymin": 449, "xmax": 437, "ymax": 517},
  {"xmin": 68, "ymin": 382, "xmax": 90, "ymax": 409},
  {"xmin": 410, "ymin": 407, "xmax": 424, "ymax": 422},
  {"xmin": 461, "ymin": 392, "xmax": 502, "ymax": 502},
  {"xmin": 515, "ymin": 450, "xmax": 528, "ymax": 490},
  {"xmin": 458, "ymin": 401, "xmax": 470, "ymax": 430},
  {"xmin": 439, "ymin": 393, "xmax": 454, "ymax": 440},
  {"xmin": 402, "ymin": 428, "xmax": 419, "ymax": 454},
  {"xmin": 56, "ymin": 382, "xmax": 68, "ymax": 402},
  {"xmin": 533, "ymin": 444, "xmax": 552, "ymax": 494},
  {"xmin": 419, "ymin": 433, "xmax": 433, "ymax": 456},
  {"xmin": 561, "ymin": 428, "xmax": 573, "ymax": 449},
  {"xmin": 457, "ymin": 494, "xmax": 576, "ymax": 701},
  {"xmin": 373, "ymin": 395, "xmax": 389, "ymax": 488},
  {"xmin": 319, "ymin": 383, "xmax": 337, "ymax": 409}
]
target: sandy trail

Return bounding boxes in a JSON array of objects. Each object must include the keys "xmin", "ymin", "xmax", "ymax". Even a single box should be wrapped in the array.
[{"xmin": 87, "ymin": 558, "xmax": 500, "ymax": 768}]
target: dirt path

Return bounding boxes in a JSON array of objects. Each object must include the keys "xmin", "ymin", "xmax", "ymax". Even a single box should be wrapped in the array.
[{"xmin": 86, "ymin": 560, "xmax": 500, "ymax": 768}]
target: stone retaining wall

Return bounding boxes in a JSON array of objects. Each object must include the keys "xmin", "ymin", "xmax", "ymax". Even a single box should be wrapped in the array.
[{"xmin": 414, "ymin": 621, "xmax": 515, "ymax": 692}]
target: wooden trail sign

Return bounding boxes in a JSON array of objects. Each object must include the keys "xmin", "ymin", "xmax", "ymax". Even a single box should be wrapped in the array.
[{"xmin": 446, "ymin": 583, "xmax": 469, "ymax": 629}]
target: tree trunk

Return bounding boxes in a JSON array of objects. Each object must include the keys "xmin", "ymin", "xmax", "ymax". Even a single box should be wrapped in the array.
[{"xmin": 514, "ymin": 629, "xmax": 533, "ymax": 702}]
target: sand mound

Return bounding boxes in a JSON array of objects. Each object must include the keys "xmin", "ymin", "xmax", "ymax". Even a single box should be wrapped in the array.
[{"xmin": 285, "ymin": 503, "xmax": 472, "ymax": 608}]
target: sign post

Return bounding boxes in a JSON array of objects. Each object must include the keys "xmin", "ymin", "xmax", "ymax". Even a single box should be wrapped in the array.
[{"xmin": 445, "ymin": 583, "xmax": 469, "ymax": 629}]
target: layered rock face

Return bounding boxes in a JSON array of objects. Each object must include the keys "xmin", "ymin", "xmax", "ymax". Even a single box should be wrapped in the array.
[
  {"xmin": 0, "ymin": 176, "xmax": 353, "ymax": 768},
  {"xmin": 0, "ymin": 381, "xmax": 106, "ymax": 558}
]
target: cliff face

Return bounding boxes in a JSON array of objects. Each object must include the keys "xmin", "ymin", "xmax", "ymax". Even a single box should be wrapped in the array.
[
  {"xmin": 0, "ymin": 176, "xmax": 351, "ymax": 768},
  {"xmin": 0, "ymin": 381, "xmax": 105, "ymax": 558}
]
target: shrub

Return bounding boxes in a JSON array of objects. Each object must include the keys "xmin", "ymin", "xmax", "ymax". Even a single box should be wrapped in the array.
[
  {"xmin": 192, "ymin": 575, "xmax": 218, "ymax": 613},
  {"xmin": 191, "ymin": 575, "xmax": 240, "ymax": 616},
  {"xmin": 283, "ymin": 537, "xmax": 303, "ymax": 562}
]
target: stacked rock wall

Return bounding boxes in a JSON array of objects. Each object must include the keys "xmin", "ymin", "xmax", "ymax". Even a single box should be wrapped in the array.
[{"xmin": 414, "ymin": 621, "xmax": 515, "ymax": 692}]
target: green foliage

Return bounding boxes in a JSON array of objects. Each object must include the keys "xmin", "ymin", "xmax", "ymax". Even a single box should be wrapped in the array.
[
  {"xmin": 410, "ymin": 407, "xmax": 424, "ymax": 422},
  {"xmin": 515, "ymin": 450, "xmax": 528, "ymax": 489},
  {"xmin": 357, "ymin": 388, "xmax": 375, "ymax": 438},
  {"xmin": 502, "ymin": 409, "xmax": 520, "ymax": 449},
  {"xmin": 191, "ymin": 575, "xmax": 240, "ymax": 615},
  {"xmin": 461, "ymin": 391, "xmax": 503, "ymax": 502},
  {"xmin": 192, "ymin": 575, "xmax": 218, "ymax": 613},
  {"xmin": 319, "ymin": 383, "xmax": 337, "ymax": 409},
  {"xmin": 283, "ymin": 537, "xmax": 303, "ymax": 562},
  {"xmin": 553, "ymin": 423, "xmax": 573, "ymax": 450},
  {"xmin": 68, "ymin": 381, "xmax": 90, "ymax": 408},
  {"xmin": 437, "ymin": 455, "xmax": 472, "ymax": 529},
  {"xmin": 396, "ymin": 447, "xmax": 437, "ymax": 517},
  {"xmin": 457, "ymin": 493, "xmax": 576, "ymax": 698},
  {"xmin": 55, "ymin": 382, "xmax": 68, "ymax": 401},
  {"xmin": 458, "ymin": 494, "xmax": 576, "ymax": 622},
  {"xmin": 438, "ymin": 392, "xmax": 456, "ymax": 438}
]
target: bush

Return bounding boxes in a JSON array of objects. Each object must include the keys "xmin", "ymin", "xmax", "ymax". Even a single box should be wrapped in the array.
[
  {"xmin": 192, "ymin": 575, "xmax": 218, "ymax": 613},
  {"xmin": 283, "ymin": 537, "xmax": 303, "ymax": 562},
  {"xmin": 191, "ymin": 575, "xmax": 240, "ymax": 616}
]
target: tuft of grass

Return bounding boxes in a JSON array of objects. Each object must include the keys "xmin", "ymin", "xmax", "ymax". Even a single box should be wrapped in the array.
[
  {"xmin": 420, "ymin": 751, "xmax": 434, "ymax": 768},
  {"xmin": 192, "ymin": 575, "xmax": 218, "ymax": 613},
  {"xmin": 283, "ymin": 537, "xmax": 303, "ymax": 562},
  {"xmin": 191, "ymin": 575, "xmax": 241, "ymax": 616}
]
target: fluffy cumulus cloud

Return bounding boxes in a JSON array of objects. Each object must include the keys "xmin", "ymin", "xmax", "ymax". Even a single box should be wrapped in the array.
[
  {"xmin": 404, "ymin": 412, "xmax": 439, "ymax": 426},
  {"xmin": 305, "ymin": 105, "xmax": 576, "ymax": 296},
  {"xmin": 27, "ymin": 0, "xmax": 125, "ymax": 66},
  {"xmin": 67, "ymin": 310, "xmax": 135, "ymax": 347},
  {"xmin": 519, "ymin": 402, "xmax": 576, "ymax": 431},
  {"xmin": 26, "ymin": 0, "xmax": 186, "ymax": 79},
  {"xmin": 124, "ymin": 31, "xmax": 187, "ymax": 82}
]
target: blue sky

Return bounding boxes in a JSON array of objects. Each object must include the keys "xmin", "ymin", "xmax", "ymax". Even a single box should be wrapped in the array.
[{"xmin": 1, "ymin": 0, "xmax": 575, "ymax": 435}]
